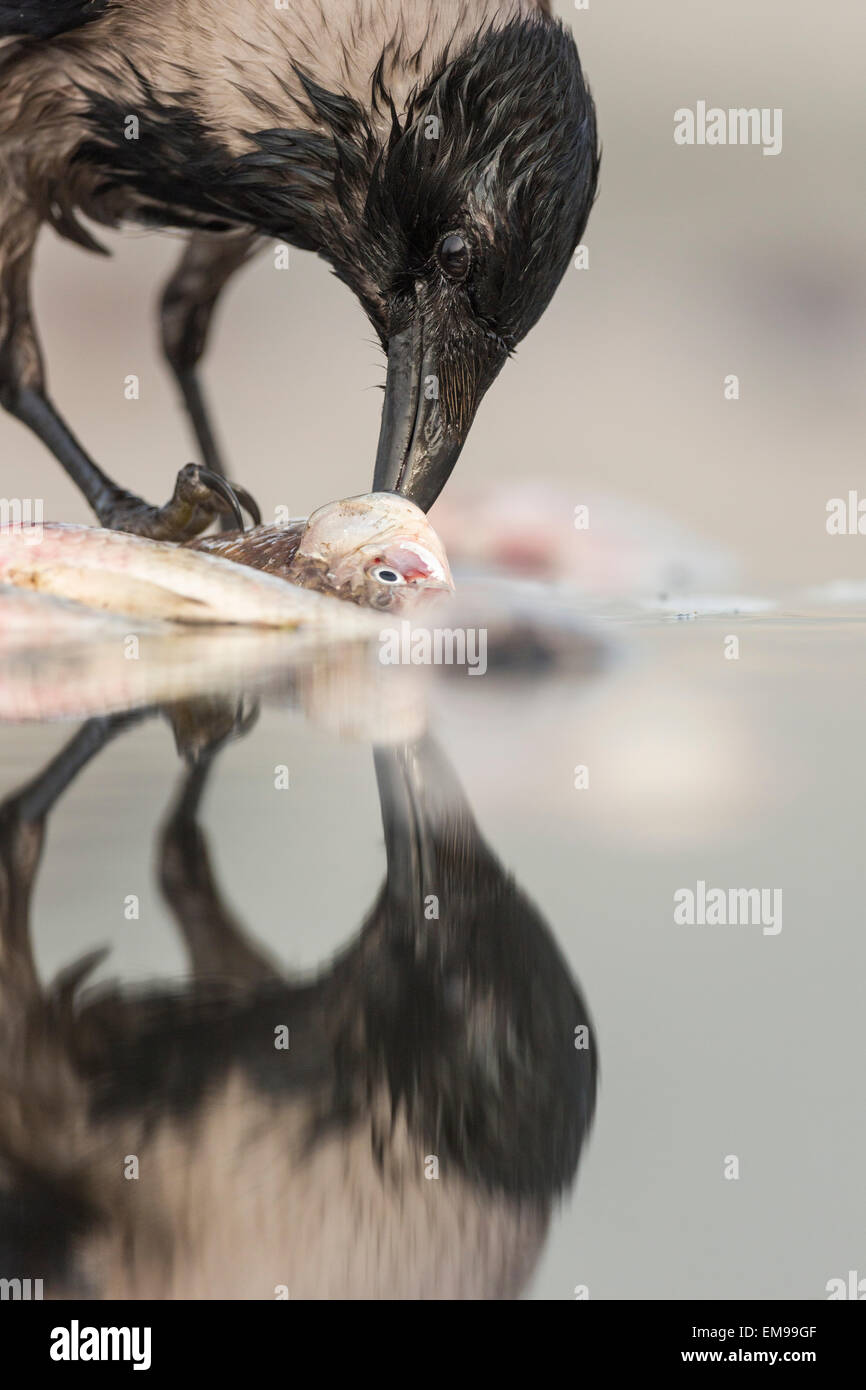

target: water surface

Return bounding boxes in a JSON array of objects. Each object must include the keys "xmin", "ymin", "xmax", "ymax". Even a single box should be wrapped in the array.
[{"xmin": 1, "ymin": 601, "xmax": 862, "ymax": 1298}]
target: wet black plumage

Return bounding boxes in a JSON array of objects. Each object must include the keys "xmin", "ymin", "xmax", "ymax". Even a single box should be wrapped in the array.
[
  {"xmin": 0, "ymin": 2, "xmax": 599, "ymax": 527},
  {"xmin": 74, "ymin": 21, "xmax": 599, "ymax": 348},
  {"xmin": 0, "ymin": 0, "xmax": 108, "ymax": 39}
]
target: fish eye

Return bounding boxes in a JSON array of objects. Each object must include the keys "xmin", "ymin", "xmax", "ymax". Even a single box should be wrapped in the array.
[
  {"xmin": 373, "ymin": 566, "xmax": 403, "ymax": 584},
  {"xmin": 437, "ymin": 232, "xmax": 470, "ymax": 282}
]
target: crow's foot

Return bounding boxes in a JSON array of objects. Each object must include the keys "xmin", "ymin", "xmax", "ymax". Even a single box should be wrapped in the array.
[{"xmin": 97, "ymin": 464, "xmax": 261, "ymax": 541}]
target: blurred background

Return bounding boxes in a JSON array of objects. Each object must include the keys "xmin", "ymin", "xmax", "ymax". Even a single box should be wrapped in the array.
[
  {"xmin": 1, "ymin": 0, "xmax": 864, "ymax": 1302},
  {"xmin": 1, "ymin": 0, "xmax": 864, "ymax": 587}
]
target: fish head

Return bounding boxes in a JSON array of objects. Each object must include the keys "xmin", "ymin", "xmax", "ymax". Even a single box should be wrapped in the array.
[{"xmin": 292, "ymin": 494, "xmax": 454, "ymax": 612}]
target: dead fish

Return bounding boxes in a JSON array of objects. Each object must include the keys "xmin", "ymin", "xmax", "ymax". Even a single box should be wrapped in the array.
[
  {"xmin": 188, "ymin": 492, "xmax": 454, "ymax": 612},
  {"xmin": 0, "ymin": 523, "xmax": 375, "ymax": 633}
]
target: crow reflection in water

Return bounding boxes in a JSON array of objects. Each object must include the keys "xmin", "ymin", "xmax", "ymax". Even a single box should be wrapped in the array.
[{"xmin": 0, "ymin": 704, "xmax": 596, "ymax": 1298}]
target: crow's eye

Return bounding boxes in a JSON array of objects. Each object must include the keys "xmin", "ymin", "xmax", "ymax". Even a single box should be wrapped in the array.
[
  {"xmin": 437, "ymin": 233, "xmax": 470, "ymax": 282},
  {"xmin": 373, "ymin": 566, "xmax": 403, "ymax": 584}
]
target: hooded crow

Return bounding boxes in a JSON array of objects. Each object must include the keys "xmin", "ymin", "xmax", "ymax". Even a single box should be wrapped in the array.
[{"xmin": 0, "ymin": 0, "xmax": 598, "ymax": 537}]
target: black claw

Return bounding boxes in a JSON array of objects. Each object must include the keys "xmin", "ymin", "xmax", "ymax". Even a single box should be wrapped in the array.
[
  {"xmin": 197, "ymin": 467, "xmax": 245, "ymax": 531},
  {"xmin": 230, "ymin": 484, "xmax": 262, "ymax": 528}
]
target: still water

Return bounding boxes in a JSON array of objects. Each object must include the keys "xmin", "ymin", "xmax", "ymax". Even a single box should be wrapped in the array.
[{"xmin": 0, "ymin": 594, "xmax": 862, "ymax": 1298}]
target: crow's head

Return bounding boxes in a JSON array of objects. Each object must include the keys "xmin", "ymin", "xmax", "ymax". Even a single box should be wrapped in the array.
[
  {"xmin": 305, "ymin": 16, "xmax": 599, "ymax": 509},
  {"xmin": 72, "ymin": 14, "xmax": 597, "ymax": 512}
]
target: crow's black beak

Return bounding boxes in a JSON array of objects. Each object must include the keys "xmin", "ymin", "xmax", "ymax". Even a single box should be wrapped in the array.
[
  {"xmin": 372, "ymin": 319, "xmax": 465, "ymax": 512},
  {"xmin": 374, "ymin": 740, "xmax": 436, "ymax": 910},
  {"xmin": 374, "ymin": 738, "xmax": 471, "ymax": 912}
]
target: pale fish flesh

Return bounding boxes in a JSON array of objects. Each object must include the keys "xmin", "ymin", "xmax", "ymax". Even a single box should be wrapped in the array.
[{"xmin": 0, "ymin": 523, "xmax": 376, "ymax": 633}]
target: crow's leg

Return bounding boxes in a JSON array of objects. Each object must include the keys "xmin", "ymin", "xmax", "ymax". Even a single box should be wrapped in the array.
[
  {"xmin": 159, "ymin": 230, "xmax": 261, "ymax": 532},
  {"xmin": 0, "ymin": 206, "xmax": 254, "ymax": 538},
  {"xmin": 0, "ymin": 712, "xmax": 147, "ymax": 1007},
  {"xmin": 158, "ymin": 699, "xmax": 279, "ymax": 985}
]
